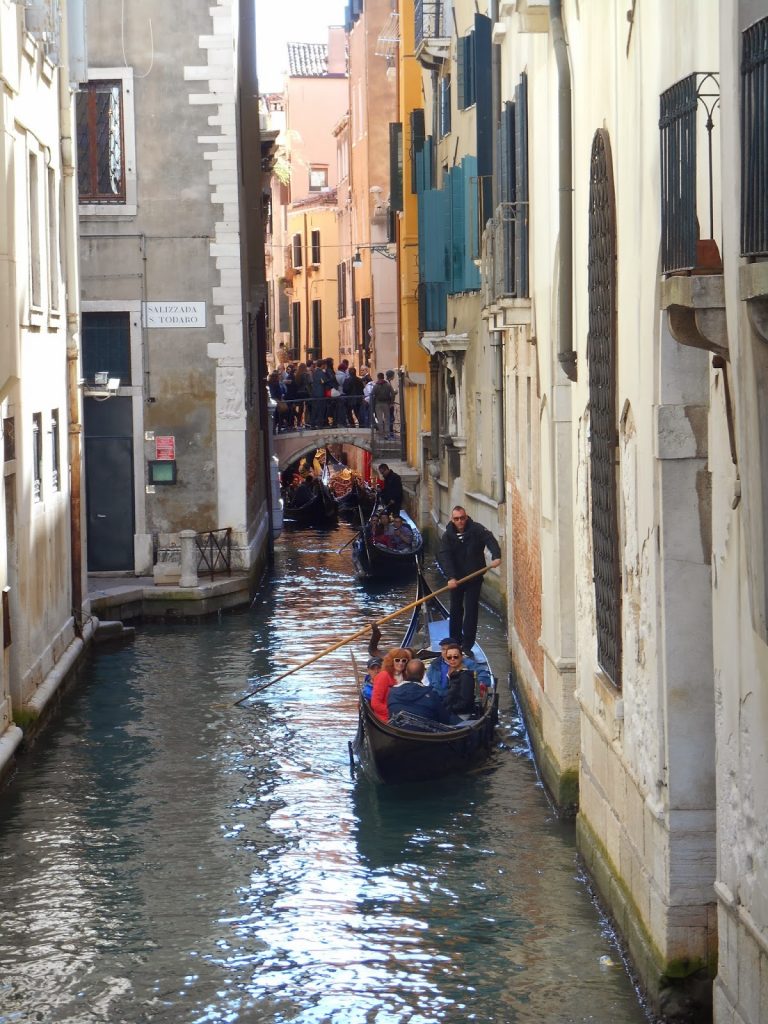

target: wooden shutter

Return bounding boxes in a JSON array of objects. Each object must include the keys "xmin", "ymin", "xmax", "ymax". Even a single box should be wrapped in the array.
[{"xmin": 389, "ymin": 122, "xmax": 403, "ymax": 211}]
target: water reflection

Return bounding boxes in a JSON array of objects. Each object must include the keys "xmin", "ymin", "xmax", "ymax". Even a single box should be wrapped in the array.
[{"xmin": 0, "ymin": 523, "xmax": 650, "ymax": 1024}]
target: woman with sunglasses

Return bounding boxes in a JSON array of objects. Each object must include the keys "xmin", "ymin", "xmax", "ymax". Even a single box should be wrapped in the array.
[
  {"xmin": 370, "ymin": 648, "xmax": 412, "ymax": 722},
  {"xmin": 441, "ymin": 644, "xmax": 478, "ymax": 717}
]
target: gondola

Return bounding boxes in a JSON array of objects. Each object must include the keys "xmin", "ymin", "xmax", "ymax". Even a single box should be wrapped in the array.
[
  {"xmin": 349, "ymin": 571, "xmax": 499, "ymax": 784},
  {"xmin": 351, "ymin": 504, "xmax": 423, "ymax": 579},
  {"xmin": 283, "ymin": 464, "xmax": 338, "ymax": 526},
  {"xmin": 325, "ymin": 454, "xmax": 377, "ymax": 519}
]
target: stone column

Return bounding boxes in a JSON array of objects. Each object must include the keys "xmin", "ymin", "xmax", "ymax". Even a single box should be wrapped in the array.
[{"xmin": 179, "ymin": 530, "xmax": 199, "ymax": 588}]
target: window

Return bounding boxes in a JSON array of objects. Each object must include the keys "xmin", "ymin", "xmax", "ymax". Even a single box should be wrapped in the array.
[
  {"xmin": 311, "ymin": 299, "xmax": 322, "ymax": 349},
  {"xmin": 587, "ymin": 129, "xmax": 621, "ymax": 688},
  {"xmin": 51, "ymin": 410, "xmax": 61, "ymax": 491},
  {"xmin": 337, "ymin": 262, "xmax": 348, "ymax": 318},
  {"xmin": 741, "ymin": 16, "xmax": 768, "ymax": 256},
  {"xmin": 308, "ymin": 165, "xmax": 328, "ymax": 192},
  {"xmin": 439, "ymin": 76, "xmax": 452, "ymax": 138},
  {"xmin": 291, "ymin": 302, "xmax": 301, "ymax": 351},
  {"xmin": 47, "ymin": 167, "xmax": 60, "ymax": 311},
  {"xmin": 28, "ymin": 151, "xmax": 41, "ymax": 308},
  {"xmin": 77, "ymin": 69, "xmax": 136, "ymax": 215},
  {"xmin": 292, "ymin": 233, "xmax": 303, "ymax": 270},
  {"xmin": 77, "ymin": 80, "xmax": 125, "ymax": 203},
  {"xmin": 311, "ymin": 229, "xmax": 321, "ymax": 266},
  {"xmin": 409, "ymin": 110, "xmax": 425, "ymax": 194},
  {"xmin": 360, "ymin": 298, "xmax": 372, "ymax": 360},
  {"xmin": 389, "ymin": 122, "xmax": 403, "ymax": 212},
  {"xmin": 32, "ymin": 413, "xmax": 43, "ymax": 502},
  {"xmin": 82, "ymin": 312, "xmax": 132, "ymax": 384},
  {"xmin": 3, "ymin": 418, "xmax": 15, "ymax": 463}
]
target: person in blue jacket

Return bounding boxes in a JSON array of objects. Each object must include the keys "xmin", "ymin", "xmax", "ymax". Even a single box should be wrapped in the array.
[
  {"xmin": 425, "ymin": 636, "xmax": 492, "ymax": 695},
  {"xmin": 386, "ymin": 659, "xmax": 460, "ymax": 726}
]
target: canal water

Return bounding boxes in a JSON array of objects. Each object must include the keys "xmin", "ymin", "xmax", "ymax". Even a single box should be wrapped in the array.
[{"xmin": 0, "ymin": 522, "xmax": 653, "ymax": 1024}]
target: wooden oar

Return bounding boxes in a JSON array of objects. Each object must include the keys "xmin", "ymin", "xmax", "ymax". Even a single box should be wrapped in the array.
[
  {"xmin": 336, "ymin": 534, "xmax": 357, "ymax": 554},
  {"xmin": 233, "ymin": 564, "xmax": 493, "ymax": 706}
]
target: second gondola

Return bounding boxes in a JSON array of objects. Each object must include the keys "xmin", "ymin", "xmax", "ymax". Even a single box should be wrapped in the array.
[{"xmin": 351, "ymin": 505, "xmax": 423, "ymax": 579}]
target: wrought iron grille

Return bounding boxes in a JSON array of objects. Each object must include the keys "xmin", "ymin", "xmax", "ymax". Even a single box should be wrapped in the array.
[
  {"xmin": 3, "ymin": 417, "xmax": 15, "ymax": 463},
  {"xmin": 587, "ymin": 129, "xmax": 621, "ymax": 689},
  {"xmin": 415, "ymin": 0, "xmax": 446, "ymax": 48},
  {"xmin": 659, "ymin": 72, "xmax": 719, "ymax": 273},
  {"xmin": 741, "ymin": 16, "xmax": 768, "ymax": 256},
  {"xmin": 76, "ymin": 81, "xmax": 126, "ymax": 204},
  {"xmin": 195, "ymin": 528, "xmax": 232, "ymax": 580}
]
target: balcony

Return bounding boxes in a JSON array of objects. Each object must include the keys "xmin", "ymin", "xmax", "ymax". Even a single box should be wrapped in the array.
[{"xmin": 415, "ymin": 0, "xmax": 450, "ymax": 68}]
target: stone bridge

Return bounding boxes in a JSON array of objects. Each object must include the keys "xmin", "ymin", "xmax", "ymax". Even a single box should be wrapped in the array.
[{"xmin": 272, "ymin": 426, "xmax": 401, "ymax": 471}]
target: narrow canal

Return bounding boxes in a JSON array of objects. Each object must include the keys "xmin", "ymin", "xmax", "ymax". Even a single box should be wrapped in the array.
[{"xmin": 0, "ymin": 523, "xmax": 652, "ymax": 1024}]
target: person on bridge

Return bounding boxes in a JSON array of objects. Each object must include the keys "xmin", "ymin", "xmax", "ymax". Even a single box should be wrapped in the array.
[
  {"xmin": 310, "ymin": 362, "xmax": 325, "ymax": 428},
  {"xmin": 377, "ymin": 463, "xmax": 403, "ymax": 517},
  {"xmin": 371, "ymin": 372, "xmax": 395, "ymax": 438},
  {"xmin": 438, "ymin": 506, "xmax": 501, "ymax": 653},
  {"xmin": 342, "ymin": 367, "xmax": 364, "ymax": 426}
]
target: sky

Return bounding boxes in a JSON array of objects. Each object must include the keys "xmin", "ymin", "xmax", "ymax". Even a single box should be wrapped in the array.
[{"xmin": 255, "ymin": 0, "xmax": 347, "ymax": 93}]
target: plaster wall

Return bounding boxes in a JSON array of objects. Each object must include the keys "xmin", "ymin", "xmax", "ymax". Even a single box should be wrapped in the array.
[
  {"xmin": 0, "ymin": 1, "xmax": 80, "ymax": 727},
  {"xmin": 285, "ymin": 76, "xmax": 348, "ymax": 203},
  {"xmin": 80, "ymin": 0, "xmax": 268, "ymax": 573},
  {"xmin": 711, "ymin": 4, "xmax": 768, "ymax": 1021}
]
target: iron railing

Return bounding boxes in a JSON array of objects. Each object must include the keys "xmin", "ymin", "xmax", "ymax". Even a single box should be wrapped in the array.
[
  {"xmin": 196, "ymin": 529, "xmax": 232, "ymax": 580},
  {"xmin": 659, "ymin": 72, "xmax": 720, "ymax": 273},
  {"xmin": 741, "ymin": 16, "xmax": 768, "ymax": 257},
  {"xmin": 415, "ymin": 0, "xmax": 447, "ymax": 48},
  {"xmin": 484, "ymin": 202, "xmax": 529, "ymax": 302}
]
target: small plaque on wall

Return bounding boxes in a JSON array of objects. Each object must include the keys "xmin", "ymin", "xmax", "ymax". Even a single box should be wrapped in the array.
[{"xmin": 155, "ymin": 436, "xmax": 176, "ymax": 460}]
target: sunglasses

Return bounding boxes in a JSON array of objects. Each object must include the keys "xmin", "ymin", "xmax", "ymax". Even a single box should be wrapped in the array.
[
  {"xmin": 445, "ymin": 653, "xmax": 462, "ymax": 660},
  {"xmin": 452, "ymin": 515, "xmax": 467, "ymax": 521},
  {"xmin": 393, "ymin": 657, "xmax": 408, "ymax": 662}
]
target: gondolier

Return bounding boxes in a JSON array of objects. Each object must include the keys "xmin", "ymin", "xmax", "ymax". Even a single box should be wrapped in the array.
[{"xmin": 438, "ymin": 506, "xmax": 501, "ymax": 653}]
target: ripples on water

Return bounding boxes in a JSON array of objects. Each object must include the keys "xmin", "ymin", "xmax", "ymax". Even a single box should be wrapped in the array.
[{"xmin": 0, "ymin": 523, "xmax": 652, "ymax": 1024}]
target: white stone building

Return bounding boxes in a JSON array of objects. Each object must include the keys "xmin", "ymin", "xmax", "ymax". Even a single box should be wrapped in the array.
[{"xmin": 0, "ymin": 0, "xmax": 89, "ymax": 770}]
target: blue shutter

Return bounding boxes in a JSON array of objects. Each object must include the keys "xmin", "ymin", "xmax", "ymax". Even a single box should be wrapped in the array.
[{"xmin": 475, "ymin": 14, "xmax": 493, "ymax": 224}]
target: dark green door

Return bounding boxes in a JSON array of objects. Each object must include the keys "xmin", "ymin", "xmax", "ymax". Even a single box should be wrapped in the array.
[{"xmin": 84, "ymin": 397, "xmax": 135, "ymax": 571}]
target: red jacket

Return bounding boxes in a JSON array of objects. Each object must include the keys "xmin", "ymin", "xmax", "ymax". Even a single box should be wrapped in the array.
[{"xmin": 371, "ymin": 669, "xmax": 396, "ymax": 722}]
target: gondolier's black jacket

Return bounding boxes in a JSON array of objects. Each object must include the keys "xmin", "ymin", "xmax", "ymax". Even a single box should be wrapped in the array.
[{"xmin": 438, "ymin": 517, "xmax": 501, "ymax": 581}]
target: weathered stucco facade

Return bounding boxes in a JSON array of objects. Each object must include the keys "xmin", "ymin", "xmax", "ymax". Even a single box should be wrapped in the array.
[
  {"xmin": 0, "ymin": 0, "xmax": 89, "ymax": 770},
  {"xmin": 78, "ymin": 0, "xmax": 269, "ymax": 580}
]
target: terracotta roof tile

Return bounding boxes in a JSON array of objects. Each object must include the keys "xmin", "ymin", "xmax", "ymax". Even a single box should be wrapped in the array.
[{"xmin": 287, "ymin": 42, "xmax": 328, "ymax": 77}]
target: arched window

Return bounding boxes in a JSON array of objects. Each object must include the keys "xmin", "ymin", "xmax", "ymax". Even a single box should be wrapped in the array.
[{"xmin": 587, "ymin": 129, "xmax": 621, "ymax": 687}]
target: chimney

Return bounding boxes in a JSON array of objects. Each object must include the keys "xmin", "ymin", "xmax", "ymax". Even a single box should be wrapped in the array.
[{"xmin": 327, "ymin": 26, "xmax": 347, "ymax": 76}]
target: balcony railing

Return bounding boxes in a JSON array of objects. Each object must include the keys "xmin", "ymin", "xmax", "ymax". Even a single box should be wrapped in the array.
[
  {"xmin": 659, "ymin": 72, "xmax": 720, "ymax": 274},
  {"xmin": 415, "ymin": 1, "xmax": 448, "ymax": 52},
  {"xmin": 741, "ymin": 16, "xmax": 768, "ymax": 257}
]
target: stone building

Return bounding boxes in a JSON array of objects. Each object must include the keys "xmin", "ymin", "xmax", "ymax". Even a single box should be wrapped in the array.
[
  {"xmin": 78, "ymin": 0, "xmax": 270, "ymax": 580},
  {"xmin": 0, "ymin": 0, "xmax": 89, "ymax": 773}
]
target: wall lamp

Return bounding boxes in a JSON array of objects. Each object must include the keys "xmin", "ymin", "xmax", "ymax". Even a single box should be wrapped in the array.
[{"xmin": 352, "ymin": 243, "xmax": 396, "ymax": 268}]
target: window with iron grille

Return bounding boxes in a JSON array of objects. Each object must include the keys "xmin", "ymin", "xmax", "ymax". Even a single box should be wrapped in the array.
[
  {"xmin": 76, "ymin": 80, "xmax": 126, "ymax": 203},
  {"xmin": 3, "ymin": 418, "xmax": 15, "ymax": 463},
  {"xmin": 51, "ymin": 409, "xmax": 61, "ymax": 491},
  {"xmin": 587, "ymin": 129, "xmax": 621, "ymax": 689},
  {"xmin": 311, "ymin": 230, "xmax": 321, "ymax": 266},
  {"xmin": 32, "ymin": 413, "xmax": 43, "ymax": 503},
  {"xmin": 741, "ymin": 16, "xmax": 768, "ymax": 256},
  {"xmin": 29, "ymin": 151, "xmax": 41, "ymax": 308}
]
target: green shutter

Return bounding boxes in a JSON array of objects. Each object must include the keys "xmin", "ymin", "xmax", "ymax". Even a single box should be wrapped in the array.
[
  {"xmin": 457, "ymin": 34, "xmax": 467, "ymax": 109},
  {"xmin": 410, "ymin": 109, "xmax": 426, "ymax": 193},
  {"xmin": 475, "ymin": 14, "xmax": 493, "ymax": 222}
]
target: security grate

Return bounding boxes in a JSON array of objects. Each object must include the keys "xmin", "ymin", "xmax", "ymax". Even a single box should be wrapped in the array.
[{"xmin": 587, "ymin": 130, "xmax": 622, "ymax": 689}]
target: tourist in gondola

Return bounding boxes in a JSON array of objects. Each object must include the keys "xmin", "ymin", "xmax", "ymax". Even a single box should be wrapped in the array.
[
  {"xmin": 441, "ymin": 643, "xmax": 479, "ymax": 717},
  {"xmin": 377, "ymin": 463, "xmax": 403, "ymax": 516},
  {"xmin": 370, "ymin": 648, "xmax": 410, "ymax": 722},
  {"xmin": 439, "ymin": 506, "xmax": 502, "ymax": 653},
  {"xmin": 426, "ymin": 635, "xmax": 493, "ymax": 695},
  {"xmin": 386, "ymin": 659, "xmax": 461, "ymax": 727},
  {"xmin": 290, "ymin": 473, "xmax": 315, "ymax": 509}
]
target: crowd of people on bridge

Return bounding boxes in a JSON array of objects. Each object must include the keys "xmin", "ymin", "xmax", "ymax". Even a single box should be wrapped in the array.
[{"xmin": 267, "ymin": 348, "xmax": 398, "ymax": 436}]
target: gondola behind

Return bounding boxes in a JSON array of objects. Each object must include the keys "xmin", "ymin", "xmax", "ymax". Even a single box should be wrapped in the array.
[
  {"xmin": 284, "ymin": 467, "xmax": 338, "ymax": 526},
  {"xmin": 350, "ymin": 571, "xmax": 498, "ymax": 784},
  {"xmin": 351, "ymin": 506, "xmax": 423, "ymax": 580}
]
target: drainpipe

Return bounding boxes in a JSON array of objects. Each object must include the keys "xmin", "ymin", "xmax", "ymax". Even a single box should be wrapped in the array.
[
  {"xmin": 59, "ymin": 10, "xmax": 84, "ymax": 635},
  {"xmin": 551, "ymin": 0, "xmax": 576, "ymax": 382},
  {"xmin": 489, "ymin": 0, "xmax": 505, "ymax": 503}
]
